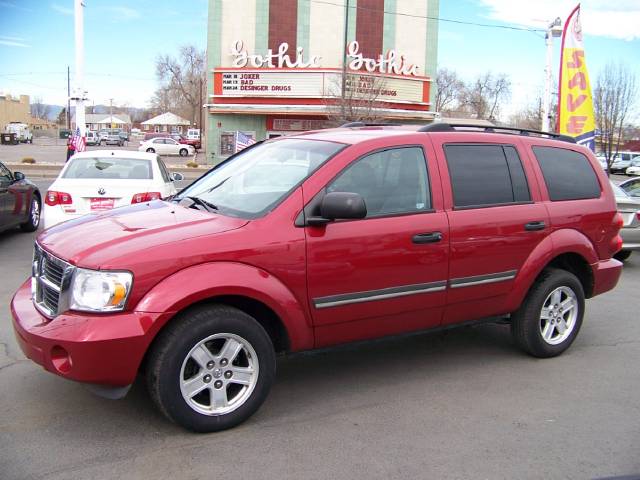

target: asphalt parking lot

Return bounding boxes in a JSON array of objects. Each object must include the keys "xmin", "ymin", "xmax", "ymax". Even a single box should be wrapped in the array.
[{"xmin": 1, "ymin": 217, "xmax": 639, "ymax": 479}]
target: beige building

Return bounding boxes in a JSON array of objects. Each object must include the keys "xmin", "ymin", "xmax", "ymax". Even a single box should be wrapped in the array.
[{"xmin": 0, "ymin": 94, "xmax": 31, "ymax": 128}]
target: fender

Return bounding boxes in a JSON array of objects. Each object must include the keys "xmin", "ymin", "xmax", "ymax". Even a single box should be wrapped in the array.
[
  {"xmin": 135, "ymin": 261, "xmax": 314, "ymax": 351},
  {"xmin": 505, "ymin": 228, "xmax": 598, "ymax": 312}
]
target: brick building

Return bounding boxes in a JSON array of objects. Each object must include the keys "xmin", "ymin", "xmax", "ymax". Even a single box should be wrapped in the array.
[{"xmin": 206, "ymin": 0, "xmax": 439, "ymax": 162}]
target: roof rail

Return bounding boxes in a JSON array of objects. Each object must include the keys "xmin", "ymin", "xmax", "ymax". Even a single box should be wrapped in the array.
[
  {"xmin": 339, "ymin": 122, "xmax": 400, "ymax": 128},
  {"xmin": 417, "ymin": 123, "xmax": 577, "ymax": 144}
]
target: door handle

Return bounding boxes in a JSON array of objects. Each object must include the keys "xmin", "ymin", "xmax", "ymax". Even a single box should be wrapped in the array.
[
  {"xmin": 412, "ymin": 232, "xmax": 443, "ymax": 244},
  {"xmin": 524, "ymin": 221, "xmax": 546, "ymax": 231}
]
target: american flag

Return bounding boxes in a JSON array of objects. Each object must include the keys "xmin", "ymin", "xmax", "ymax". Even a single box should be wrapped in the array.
[
  {"xmin": 70, "ymin": 127, "xmax": 86, "ymax": 152},
  {"xmin": 234, "ymin": 131, "xmax": 256, "ymax": 153}
]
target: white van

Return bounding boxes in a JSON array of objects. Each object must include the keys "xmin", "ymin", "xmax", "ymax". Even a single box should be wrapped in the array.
[
  {"xmin": 85, "ymin": 131, "xmax": 99, "ymax": 146},
  {"xmin": 186, "ymin": 128, "xmax": 200, "ymax": 141}
]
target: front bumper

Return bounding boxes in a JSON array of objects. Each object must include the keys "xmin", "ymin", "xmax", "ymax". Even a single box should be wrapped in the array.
[
  {"xmin": 11, "ymin": 280, "xmax": 171, "ymax": 387},
  {"xmin": 591, "ymin": 258, "xmax": 623, "ymax": 297}
]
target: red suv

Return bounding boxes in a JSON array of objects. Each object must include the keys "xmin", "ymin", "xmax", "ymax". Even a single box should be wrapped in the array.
[{"xmin": 11, "ymin": 124, "xmax": 623, "ymax": 432}]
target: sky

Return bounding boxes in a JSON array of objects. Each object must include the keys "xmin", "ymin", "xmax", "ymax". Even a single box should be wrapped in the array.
[{"xmin": 1, "ymin": 0, "xmax": 639, "ymax": 122}]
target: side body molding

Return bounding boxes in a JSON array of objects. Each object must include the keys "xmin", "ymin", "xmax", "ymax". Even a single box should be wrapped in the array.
[
  {"xmin": 505, "ymin": 228, "xmax": 599, "ymax": 312},
  {"xmin": 135, "ymin": 262, "xmax": 314, "ymax": 351}
]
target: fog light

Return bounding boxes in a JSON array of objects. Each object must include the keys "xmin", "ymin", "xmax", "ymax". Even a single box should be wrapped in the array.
[{"xmin": 51, "ymin": 345, "xmax": 72, "ymax": 374}]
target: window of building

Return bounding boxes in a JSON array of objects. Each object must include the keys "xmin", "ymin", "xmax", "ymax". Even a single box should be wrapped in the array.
[
  {"xmin": 444, "ymin": 144, "xmax": 531, "ymax": 208},
  {"xmin": 327, "ymin": 146, "xmax": 431, "ymax": 217},
  {"xmin": 533, "ymin": 146, "xmax": 600, "ymax": 201}
]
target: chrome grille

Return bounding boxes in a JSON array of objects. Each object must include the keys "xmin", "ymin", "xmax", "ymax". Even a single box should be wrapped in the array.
[{"xmin": 32, "ymin": 243, "xmax": 74, "ymax": 318}]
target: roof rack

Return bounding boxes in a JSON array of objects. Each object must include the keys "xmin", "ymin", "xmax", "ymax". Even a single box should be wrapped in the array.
[
  {"xmin": 340, "ymin": 122, "xmax": 400, "ymax": 128},
  {"xmin": 417, "ymin": 123, "xmax": 577, "ymax": 144}
]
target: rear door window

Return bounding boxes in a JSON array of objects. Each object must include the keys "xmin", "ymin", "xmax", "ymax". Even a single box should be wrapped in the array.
[
  {"xmin": 444, "ymin": 144, "xmax": 531, "ymax": 208},
  {"xmin": 532, "ymin": 147, "xmax": 600, "ymax": 201}
]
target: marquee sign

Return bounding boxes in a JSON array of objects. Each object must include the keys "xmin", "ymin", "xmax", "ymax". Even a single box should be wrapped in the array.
[
  {"xmin": 213, "ymin": 69, "xmax": 430, "ymax": 105},
  {"xmin": 230, "ymin": 40, "xmax": 419, "ymax": 76}
]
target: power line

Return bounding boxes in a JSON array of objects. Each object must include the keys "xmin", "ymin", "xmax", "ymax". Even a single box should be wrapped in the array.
[{"xmin": 307, "ymin": 0, "xmax": 546, "ymax": 33}]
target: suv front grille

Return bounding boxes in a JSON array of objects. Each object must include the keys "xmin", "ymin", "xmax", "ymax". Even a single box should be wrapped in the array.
[{"xmin": 32, "ymin": 243, "xmax": 74, "ymax": 318}]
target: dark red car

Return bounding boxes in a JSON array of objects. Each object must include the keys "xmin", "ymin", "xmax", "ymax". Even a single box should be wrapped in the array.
[
  {"xmin": 0, "ymin": 161, "xmax": 41, "ymax": 233},
  {"xmin": 11, "ymin": 124, "xmax": 623, "ymax": 432}
]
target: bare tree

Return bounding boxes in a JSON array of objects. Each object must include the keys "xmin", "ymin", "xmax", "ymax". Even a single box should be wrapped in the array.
[
  {"xmin": 30, "ymin": 96, "xmax": 51, "ymax": 120},
  {"xmin": 153, "ymin": 45, "xmax": 206, "ymax": 124},
  {"xmin": 459, "ymin": 72, "xmax": 511, "ymax": 120},
  {"xmin": 325, "ymin": 73, "xmax": 387, "ymax": 126},
  {"xmin": 56, "ymin": 107, "xmax": 67, "ymax": 126},
  {"xmin": 435, "ymin": 68, "xmax": 464, "ymax": 114},
  {"xmin": 594, "ymin": 62, "xmax": 637, "ymax": 172}
]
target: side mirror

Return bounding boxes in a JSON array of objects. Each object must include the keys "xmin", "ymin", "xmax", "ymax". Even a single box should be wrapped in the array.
[
  {"xmin": 307, "ymin": 192, "xmax": 367, "ymax": 226},
  {"xmin": 13, "ymin": 171, "xmax": 25, "ymax": 181},
  {"xmin": 170, "ymin": 172, "xmax": 184, "ymax": 182}
]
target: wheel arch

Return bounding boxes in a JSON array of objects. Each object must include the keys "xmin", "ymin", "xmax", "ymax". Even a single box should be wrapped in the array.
[
  {"xmin": 506, "ymin": 229, "xmax": 598, "ymax": 312},
  {"xmin": 135, "ymin": 261, "xmax": 313, "ymax": 357}
]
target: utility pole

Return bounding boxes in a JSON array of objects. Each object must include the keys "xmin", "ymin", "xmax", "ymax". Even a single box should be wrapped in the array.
[
  {"xmin": 199, "ymin": 77, "xmax": 203, "ymax": 137},
  {"xmin": 109, "ymin": 98, "xmax": 113, "ymax": 129},
  {"xmin": 73, "ymin": 0, "xmax": 87, "ymax": 138},
  {"xmin": 341, "ymin": 0, "xmax": 350, "ymax": 100},
  {"xmin": 542, "ymin": 17, "xmax": 563, "ymax": 132},
  {"xmin": 66, "ymin": 66, "xmax": 70, "ymax": 129}
]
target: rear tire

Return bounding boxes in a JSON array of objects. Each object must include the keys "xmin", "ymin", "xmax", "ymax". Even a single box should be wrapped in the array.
[
  {"xmin": 20, "ymin": 195, "xmax": 41, "ymax": 232},
  {"xmin": 146, "ymin": 304, "xmax": 276, "ymax": 432},
  {"xmin": 179, "ymin": 148, "xmax": 188, "ymax": 157},
  {"xmin": 146, "ymin": 148, "xmax": 155, "ymax": 153},
  {"xmin": 614, "ymin": 250, "xmax": 632, "ymax": 262},
  {"xmin": 511, "ymin": 269, "xmax": 584, "ymax": 358}
]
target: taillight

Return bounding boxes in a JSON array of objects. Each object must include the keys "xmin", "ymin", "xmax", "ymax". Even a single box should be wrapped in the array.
[
  {"xmin": 131, "ymin": 192, "xmax": 162, "ymax": 204},
  {"xmin": 45, "ymin": 191, "xmax": 73, "ymax": 206},
  {"xmin": 613, "ymin": 212, "xmax": 624, "ymax": 230}
]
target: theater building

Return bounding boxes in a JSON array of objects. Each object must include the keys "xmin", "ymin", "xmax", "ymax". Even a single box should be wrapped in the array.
[{"xmin": 206, "ymin": 0, "xmax": 440, "ymax": 162}]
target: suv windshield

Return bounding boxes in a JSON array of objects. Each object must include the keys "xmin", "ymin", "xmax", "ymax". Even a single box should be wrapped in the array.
[{"xmin": 176, "ymin": 138, "xmax": 345, "ymax": 218}]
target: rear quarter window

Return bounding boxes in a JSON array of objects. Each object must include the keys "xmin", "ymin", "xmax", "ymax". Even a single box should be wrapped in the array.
[{"xmin": 532, "ymin": 147, "xmax": 600, "ymax": 201}]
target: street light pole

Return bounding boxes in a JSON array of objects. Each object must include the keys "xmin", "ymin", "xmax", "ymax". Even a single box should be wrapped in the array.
[
  {"xmin": 542, "ymin": 17, "xmax": 563, "ymax": 132},
  {"xmin": 73, "ymin": 0, "xmax": 87, "ymax": 137},
  {"xmin": 341, "ymin": 0, "xmax": 350, "ymax": 100}
]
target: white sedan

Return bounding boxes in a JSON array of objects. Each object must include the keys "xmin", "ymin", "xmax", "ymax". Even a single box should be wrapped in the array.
[
  {"xmin": 139, "ymin": 137, "xmax": 195, "ymax": 157},
  {"xmin": 43, "ymin": 150, "xmax": 182, "ymax": 229},
  {"xmin": 625, "ymin": 157, "xmax": 640, "ymax": 176}
]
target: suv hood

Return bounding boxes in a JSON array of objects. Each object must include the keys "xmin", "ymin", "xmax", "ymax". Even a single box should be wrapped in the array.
[{"xmin": 38, "ymin": 200, "xmax": 248, "ymax": 267}]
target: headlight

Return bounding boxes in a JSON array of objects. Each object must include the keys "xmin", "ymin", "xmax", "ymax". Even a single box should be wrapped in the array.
[{"xmin": 70, "ymin": 268, "xmax": 132, "ymax": 312}]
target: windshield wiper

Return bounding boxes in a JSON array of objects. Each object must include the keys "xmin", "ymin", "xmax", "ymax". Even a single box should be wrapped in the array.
[{"xmin": 177, "ymin": 196, "xmax": 219, "ymax": 213}]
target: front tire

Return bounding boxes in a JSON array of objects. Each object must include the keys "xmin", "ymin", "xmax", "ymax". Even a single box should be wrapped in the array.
[
  {"xmin": 511, "ymin": 269, "xmax": 584, "ymax": 358},
  {"xmin": 20, "ymin": 195, "xmax": 41, "ymax": 232},
  {"xmin": 146, "ymin": 304, "xmax": 276, "ymax": 432},
  {"xmin": 179, "ymin": 148, "xmax": 188, "ymax": 157}
]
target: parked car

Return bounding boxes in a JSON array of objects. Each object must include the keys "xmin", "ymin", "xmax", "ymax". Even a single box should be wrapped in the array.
[
  {"xmin": 85, "ymin": 131, "xmax": 100, "ymax": 146},
  {"xmin": 619, "ymin": 176, "xmax": 640, "ymax": 197},
  {"xmin": 97, "ymin": 129, "xmax": 110, "ymax": 143},
  {"xmin": 170, "ymin": 134, "xmax": 201, "ymax": 150},
  {"xmin": 42, "ymin": 150, "xmax": 182, "ymax": 229},
  {"xmin": 0, "ymin": 161, "xmax": 40, "ymax": 233},
  {"xmin": 624, "ymin": 157, "xmax": 640, "ymax": 176},
  {"xmin": 118, "ymin": 131, "xmax": 130, "ymax": 142},
  {"xmin": 104, "ymin": 131, "xmax": 124, "ymax": 146},
  {"xmin": 139, "ymin": 137, "xmax": 195, "ymax": 156},
  {"xmin": 610, "ymin": 181, "xmax": 640, "ymax": 261},
  {"xmin": 610, "ymin": 151, "xmax": 640, "ymax": 173},
  {"xmin": 11, "ymin": 124, "xmax": 624, "ymax": 432}
]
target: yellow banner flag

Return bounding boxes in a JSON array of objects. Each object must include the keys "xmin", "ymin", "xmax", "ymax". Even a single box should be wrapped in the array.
[{"xmin": 557, "ymin": 4, "xmax": 596, "ymax": 151}]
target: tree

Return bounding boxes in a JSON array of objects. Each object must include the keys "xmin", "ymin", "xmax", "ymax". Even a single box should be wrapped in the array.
[
  {"xmin": 459, "ymin": 72, "xmax": 511, "ymax": 120},
  {"xmin": 30, "ymin": 96, "xmax": 51, "ymax": 120},
  {"xmin": 56, "ymin": 107, "xmax": 67, "ymax": 126},
  {"xmin": 594, "ymin": 62, "xmax": 637, "ymax": 172},
  {"xmin": 324, "ymin": 73, "xmax": 387, "ymax": 126},
  {"xmin": 153, "ymin": 45, "xmax": 206, "ymax": 124},
  {"xmin": 435, "ymin": 68, "xmax": 464, "ymax": 114}
]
